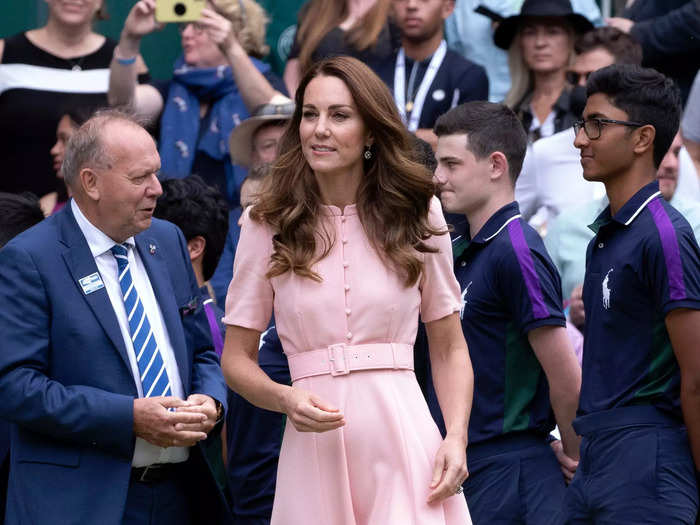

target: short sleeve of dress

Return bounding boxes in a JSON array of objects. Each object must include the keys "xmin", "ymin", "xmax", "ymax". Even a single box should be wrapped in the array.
[
  {"xmin": 419, "ymin": 196, "xmax": 462, "ymax": 323},
  {"xmin": 222, "ymin": 209, "xmax": 275, "ymax": 331}
]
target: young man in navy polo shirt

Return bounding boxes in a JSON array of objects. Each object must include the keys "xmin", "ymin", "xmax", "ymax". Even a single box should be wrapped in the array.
[
  {"xmin": 562, "ymin": 64, "xmax": 700, "ymax": 523},
  {"xmin": 376, "ymin": 0, "xmax": 488, "ymax": 149},
  {"xmin": 433, "ymin": 101, "xmax": 582, "ymax": 524}
]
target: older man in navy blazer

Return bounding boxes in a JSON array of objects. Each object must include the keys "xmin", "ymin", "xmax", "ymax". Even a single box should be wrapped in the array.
[{"xmin": 0, "ymin": 110, "xmax": 230, "ymax": 525}]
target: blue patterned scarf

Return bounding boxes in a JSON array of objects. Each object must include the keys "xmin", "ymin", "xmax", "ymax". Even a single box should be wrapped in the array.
[{"xmin": 159, "ymin": 56, "xmax": 270, "ymax": 197}]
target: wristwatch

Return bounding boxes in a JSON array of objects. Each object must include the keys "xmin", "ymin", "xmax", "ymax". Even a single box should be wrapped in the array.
[{"xmin": 214, "ymin": 399, "xmax": 224, "ymax": 423}]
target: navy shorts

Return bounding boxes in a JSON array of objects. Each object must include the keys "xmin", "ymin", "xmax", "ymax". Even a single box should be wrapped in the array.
[
  {"xmin": 562, "ymin": 406, "xmax": 698, "ymax": 524},
  {"xmin": 464, "ymin": 433, "xmax": 567, "ymax": 525}
]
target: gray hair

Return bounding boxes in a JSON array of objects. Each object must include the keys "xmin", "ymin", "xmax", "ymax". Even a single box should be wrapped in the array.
[{"xmin": 60, "ymin": 108, "xmax": 148, "ymax": 187}]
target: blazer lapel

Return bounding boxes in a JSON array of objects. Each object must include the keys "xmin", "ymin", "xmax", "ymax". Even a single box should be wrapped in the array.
[
  {"xmin": 58, "ymin": 207, "xmax": 133, "ymax": 376},
  {"xmin": 135, "ymin": 235, "xmax": 189, "ymax": 386}
]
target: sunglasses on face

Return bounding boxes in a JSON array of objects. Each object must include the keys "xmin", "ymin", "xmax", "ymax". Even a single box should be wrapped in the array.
[
  {"xmin": 566, "ymin": 70, "xmax": 593, "ymax": 86},
  {"xmin": 573, "ymin": 117, "xmax": 646, "ymax": 140}
]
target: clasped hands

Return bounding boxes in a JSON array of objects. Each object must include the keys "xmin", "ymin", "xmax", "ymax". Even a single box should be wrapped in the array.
[
  {"xmin": 133, "ymin": 393, "xmax": 218, "ymax": 448},
  {"xmin": 282, "ymin": 386, "xmax": 468, "ymax": 504}
]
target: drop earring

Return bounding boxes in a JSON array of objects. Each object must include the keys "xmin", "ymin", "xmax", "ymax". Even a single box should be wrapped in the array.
[{"xmin": 364, "ymin": 146, "xmax": 372, "ymax": 160}]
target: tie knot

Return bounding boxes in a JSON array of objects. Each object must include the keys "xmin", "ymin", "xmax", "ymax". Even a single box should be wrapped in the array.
[{"xmin": 110, "ymin": 243, "xmax": 129, "ymax": 260}]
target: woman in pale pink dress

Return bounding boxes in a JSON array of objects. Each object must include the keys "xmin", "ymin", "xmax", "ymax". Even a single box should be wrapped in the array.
[{"xmin": 221, "ymin": 56, "xmax": 474, "ymax": 524}]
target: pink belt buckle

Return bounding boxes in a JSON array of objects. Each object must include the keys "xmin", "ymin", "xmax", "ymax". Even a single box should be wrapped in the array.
[{"xmin": 328, "ymin": 344, "xmax": 349, "ymax": 376}]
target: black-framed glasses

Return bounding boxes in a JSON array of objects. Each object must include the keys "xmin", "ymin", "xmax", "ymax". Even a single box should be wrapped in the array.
[{"xmin": 573, "ymin": 117, "xmax": 646, "ymax": 140}]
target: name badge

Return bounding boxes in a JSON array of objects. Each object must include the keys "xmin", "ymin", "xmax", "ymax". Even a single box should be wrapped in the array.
[{"xmin": 79, "ymin": 272, "xmax": 104, "ymax": 295}]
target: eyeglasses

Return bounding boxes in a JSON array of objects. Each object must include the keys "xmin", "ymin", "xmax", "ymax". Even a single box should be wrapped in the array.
[
  {"xmin": 177, "ymin": 22, "xmax": 205, "ymax": 35},
  {"xmin": 573, "ymin": 117, "xmax": 646, "ymax": 140},
  {"xmin": 566, "ymin": 70, "xmax": 592, "ymax": 86}
]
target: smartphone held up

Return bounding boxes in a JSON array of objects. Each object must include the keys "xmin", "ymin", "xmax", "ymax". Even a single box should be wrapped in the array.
[{"xmin": 155, "ymin": 0, "xmax": 206, "ymax": 23}]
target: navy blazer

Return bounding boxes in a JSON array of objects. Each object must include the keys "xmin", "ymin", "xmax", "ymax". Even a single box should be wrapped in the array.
[{"xmin": 0, "ymin": 204, "xmax": 229, "ymax": 525}]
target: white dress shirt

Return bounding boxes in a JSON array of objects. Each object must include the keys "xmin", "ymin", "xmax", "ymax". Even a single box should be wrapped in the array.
[{"xmin": 71, "ymin": 200, "xmax": 188, "ymax": 467}]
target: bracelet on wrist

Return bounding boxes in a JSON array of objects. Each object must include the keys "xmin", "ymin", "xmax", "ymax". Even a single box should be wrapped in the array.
[{"xmin": 114, "ymin": 47, "xmax": 137, "ymax": 66}]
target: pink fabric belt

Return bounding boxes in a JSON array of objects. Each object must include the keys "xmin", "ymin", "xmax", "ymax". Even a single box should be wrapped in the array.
[{"xmin": 287, "ymin": 343, "xmax": 414, "ymax": 382}]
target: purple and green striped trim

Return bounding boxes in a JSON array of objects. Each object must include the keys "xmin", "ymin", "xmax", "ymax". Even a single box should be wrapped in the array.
[
  {"xmin": 648, "ymin": 198, "xmax": 686, "ymax": 301},
  {"xmin": 507, "ymin": 220, "xmax": 550, "ymax": 319},
  {"xmin": 203, "ymin": 300, "xmax": 224, "ymax": 357}
]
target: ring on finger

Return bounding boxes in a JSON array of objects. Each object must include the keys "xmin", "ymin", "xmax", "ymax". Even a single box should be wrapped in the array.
[{"xmin": 455, "ymin": 485, "xmax": 463, "ymax": 495}]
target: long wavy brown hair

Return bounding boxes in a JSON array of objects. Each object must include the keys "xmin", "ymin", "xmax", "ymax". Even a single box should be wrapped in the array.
[
  {"xmin": 295, "ymin": 0, "xmax": 391, "ymax": 73},
  {"xmin": 251, "ymin": 56, "xmax": 445, "ymax": 288}
]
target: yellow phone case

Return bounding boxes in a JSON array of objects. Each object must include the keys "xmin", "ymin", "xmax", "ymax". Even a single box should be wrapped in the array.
[{"xmin": 155, "ymin": 0, "xmax": 205, "ymax": 23}]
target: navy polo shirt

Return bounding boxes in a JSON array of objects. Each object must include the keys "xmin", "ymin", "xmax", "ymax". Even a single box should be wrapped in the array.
[
  {"xmin": 579, "ymin": 181, "xmax": 700, "ymax": 419},
  {"xmin": 375, "ymin": 48, "xmax": 488, "ymax": 130},
  {"xmin": 455, "ymin": 202, "xmax": 566, "ymax": 445}
]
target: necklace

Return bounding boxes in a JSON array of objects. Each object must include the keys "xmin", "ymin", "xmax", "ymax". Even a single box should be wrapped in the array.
[{"xmin": 66, "ymin": 55, "xmax": 86, "ymax": 71}]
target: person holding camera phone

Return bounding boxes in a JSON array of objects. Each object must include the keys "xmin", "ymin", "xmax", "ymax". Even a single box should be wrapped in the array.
[
  {"xmin": 0, "ymin": 0, "xmax": 148, "ymax": 215},
  {"xmin": 108, "ymin": 0, "xmax": 286, "ymax": 207}
]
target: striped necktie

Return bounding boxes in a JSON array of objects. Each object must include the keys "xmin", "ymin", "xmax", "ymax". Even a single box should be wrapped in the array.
[{"xmin": 110, "ymin": 243, "xmax": 172, "ymax": 397}]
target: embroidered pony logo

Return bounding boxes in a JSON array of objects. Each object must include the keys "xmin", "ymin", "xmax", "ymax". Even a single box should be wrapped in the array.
[
  {"xmin": 602, "ymin": 268, "xmax": 613, "ymax": 310},
  {"xmin": 460, "ymin": 281, "xmax": 472, "ymax": 320}
]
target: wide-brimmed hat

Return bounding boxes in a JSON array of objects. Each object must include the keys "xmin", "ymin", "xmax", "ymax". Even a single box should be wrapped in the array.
[
  {"xmin": 229, "ymin": 94, "xmax": 295, "ymax": 167},
  {"xmin": 493, "ymin": 0, "xmax": 594, "ymax": 50}
]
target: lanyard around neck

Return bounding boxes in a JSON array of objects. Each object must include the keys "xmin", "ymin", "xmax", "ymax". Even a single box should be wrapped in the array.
[{"xmin": 394, "ymin": 40, "xmax": 447, "ymax": 132}]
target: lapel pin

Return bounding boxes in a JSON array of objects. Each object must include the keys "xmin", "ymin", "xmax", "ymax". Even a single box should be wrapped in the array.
[{"xmin": 149, "ymin": 243, "xmax": 157, "ymax": 255}]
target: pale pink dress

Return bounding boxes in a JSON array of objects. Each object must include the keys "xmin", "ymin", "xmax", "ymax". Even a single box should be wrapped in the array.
[{"xmin": 223, "ymin": 197, "xmax": 472, "ymax": 524}]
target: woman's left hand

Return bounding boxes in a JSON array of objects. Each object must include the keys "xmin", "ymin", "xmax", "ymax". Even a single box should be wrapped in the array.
[
  {"xmin": 198, "ymin": 7, "xmax": 240, "ymax": 54},
  {"xmin": 427, "ymin": 433, "xmax": 469, "ymax": 504}
]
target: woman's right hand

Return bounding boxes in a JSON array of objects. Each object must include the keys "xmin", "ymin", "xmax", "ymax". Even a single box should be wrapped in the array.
[
  {"xmin": 281, "ymin": 386, "xmax": 345, "ymax": 433},
  {"xmin": 123, "ymin": 0, "xmax": 162, "ymax": 41}
]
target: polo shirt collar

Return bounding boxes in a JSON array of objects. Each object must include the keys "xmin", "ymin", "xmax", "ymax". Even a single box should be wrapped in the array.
[
  {"xmin": 471, "ymin": 201, "xmax": 522, "ymax": 245},
  {"xmin": 588, "ymin": 180, "xmax": 662, "ymax": 234},
  {"xmin": 450, "ymin": 213, "xmax": 470, "ymax": 260},
  {"xmin": 71, "ymin": 199, "xmax": 136, "ymax": 258}
]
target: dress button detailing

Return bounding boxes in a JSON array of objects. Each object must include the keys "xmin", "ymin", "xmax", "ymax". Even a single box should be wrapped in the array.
[
  {"xmin": 343, "ymin": 261, "xmax": 349, "ymax": 268},
  {"xmin": 341, "ymin": 216, "xmax": 346, "ymax": 223},
  {"xmin": 345, "ymin": 308, "xmax": 352, "ymax": 316},
  {"xmin": 460, "ymin": 261, "xmax": 467, "ymax": 267},
  {"xmin": 346, "ymin": 331, "xmax": 353, "ymax": 340},
  {"xmin": 342, "ymin": 238, "xmax": 348, "ymax": 244},
  {"xmin": 344, "ymin": 284, "xmax": 351, "ymax": 291},
  {"xmin": 598, "ymin": 243, "xmax": 604, "ymax": 248}
]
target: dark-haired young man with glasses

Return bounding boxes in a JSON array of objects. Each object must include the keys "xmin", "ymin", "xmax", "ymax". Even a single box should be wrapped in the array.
[{"xmin": 563, "ymin": 64, "xmax": 700, "ymax": 523}]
